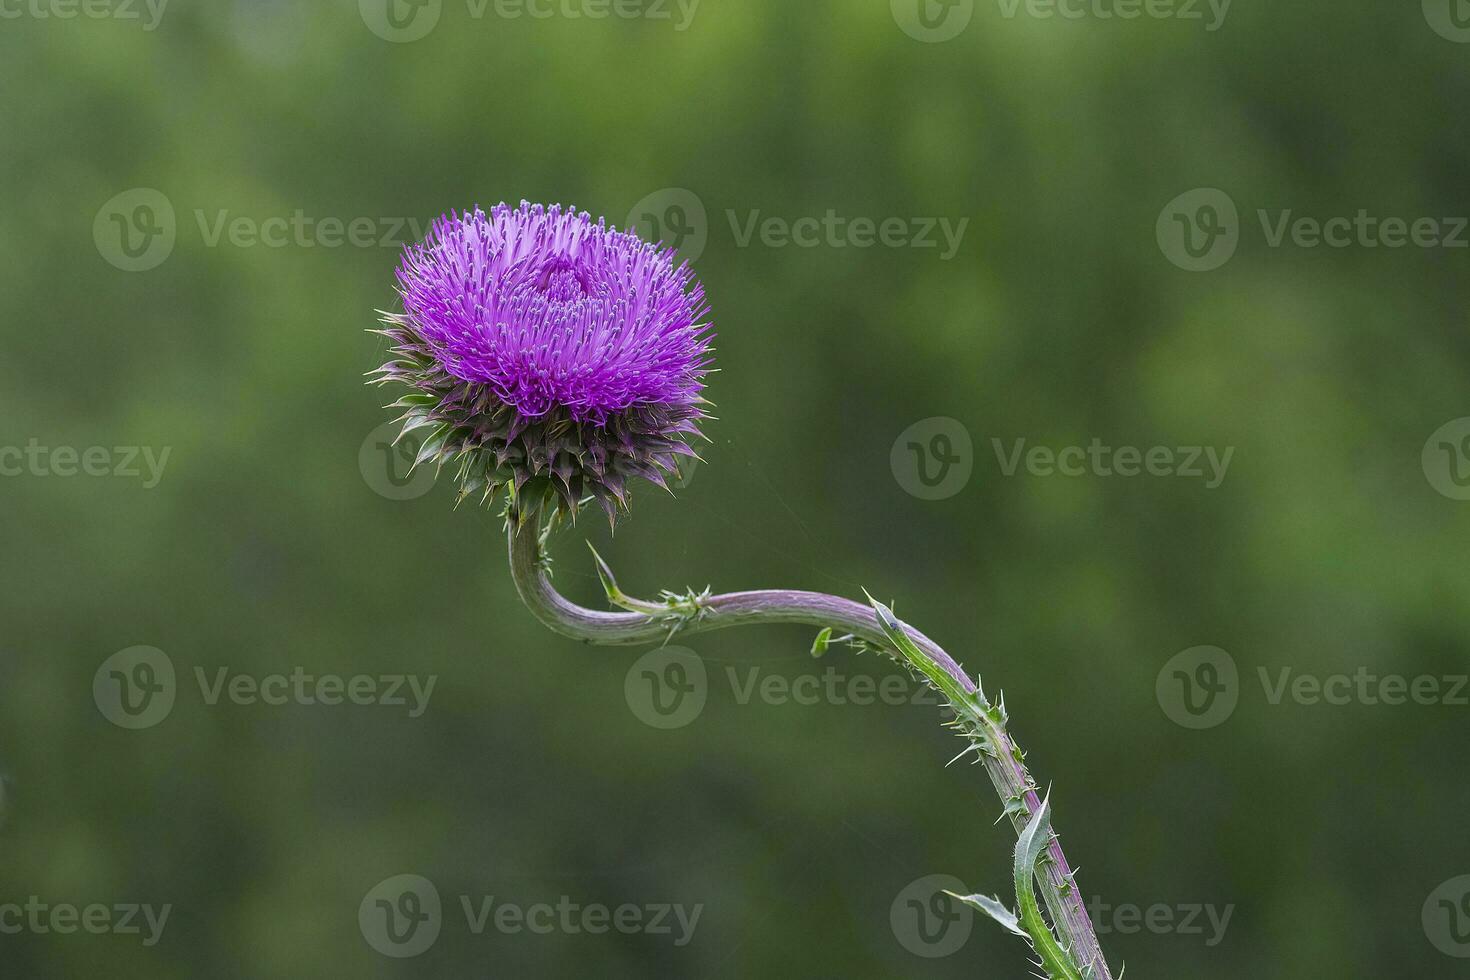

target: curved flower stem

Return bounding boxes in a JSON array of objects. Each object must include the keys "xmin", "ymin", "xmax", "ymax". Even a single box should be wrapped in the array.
[{"xmin": 507, "ymin": 519, "xmax": 1112, "ymax": 979}]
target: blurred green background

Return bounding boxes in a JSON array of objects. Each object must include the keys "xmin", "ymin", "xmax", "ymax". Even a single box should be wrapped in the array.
[{"xmin": 3, "ymin": 0, "xmax": 1470, "ymax": 976}]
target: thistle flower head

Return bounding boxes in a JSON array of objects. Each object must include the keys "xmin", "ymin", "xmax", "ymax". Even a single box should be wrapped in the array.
[{"xmin": 371, "ymin": 202, "xmax": 714, "ymax": 525}]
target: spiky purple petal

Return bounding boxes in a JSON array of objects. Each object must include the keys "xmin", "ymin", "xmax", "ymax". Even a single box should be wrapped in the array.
[
  {"xmin": 396, "ymin": 202, "xmax": 712, "ymax": 424},
  {"xmin": 373, "ymin": 202, "xmax": 714, "ymax": 523}
]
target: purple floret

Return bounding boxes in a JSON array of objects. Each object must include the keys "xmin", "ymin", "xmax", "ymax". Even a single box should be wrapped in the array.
[
  {"xmin": 396, "ymin": 202, "xmax": 712, "ymax": 423},
  {"xmin": 373, "ymin": 202, "xmax": 715, "ymax": 523}
]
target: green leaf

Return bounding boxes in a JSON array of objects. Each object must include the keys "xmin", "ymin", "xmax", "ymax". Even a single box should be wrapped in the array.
[
  {"xmin": 587, "ymin": 541, "xmax": 632, "ymax": 610},
  {"xmin": 865, "ymin": 592, "xmax": 972, "ymax": 709},
  {"xmin": 1013, "ymin": 800, "xmax": 1086, "ymax": 980},
  {"xmin": 585, "ymin": 542, "xmax": 669, "ymax": 616},
  {"xmin": 945, "ymin": 891, "xmax": 1025, "ymax": 937}
]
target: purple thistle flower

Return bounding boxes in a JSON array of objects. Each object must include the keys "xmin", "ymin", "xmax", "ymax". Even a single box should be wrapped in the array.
[{"xmin": 371, "ymin": 202, "xmax": 714, "ymax": 525}]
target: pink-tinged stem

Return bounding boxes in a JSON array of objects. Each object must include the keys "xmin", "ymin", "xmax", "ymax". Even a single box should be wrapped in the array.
[{"xmin": 508, "ymin": 522, "xmax": 1112, "ymax": 978}]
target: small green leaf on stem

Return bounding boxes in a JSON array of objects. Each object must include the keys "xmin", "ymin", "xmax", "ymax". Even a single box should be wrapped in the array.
[
  {"xmin": 865, "ymin": 591, "xmax": 973, "ymax": 709},
  {"xmin": 1013, "ymin": 799, "xmax": 1086, "ymax": 980},
  {"xmin": 946, "ymin": 891, "xmax": 1026, "ymax": 937},
  {"xmin": 586, "ymin": 541, "xmax": 629, "ymax": 608}
]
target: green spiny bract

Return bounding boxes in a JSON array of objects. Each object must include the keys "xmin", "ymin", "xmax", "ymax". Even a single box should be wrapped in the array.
[{"xmin": 370, "ymin": 312, "xmax": 704, "ymax": 527}]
